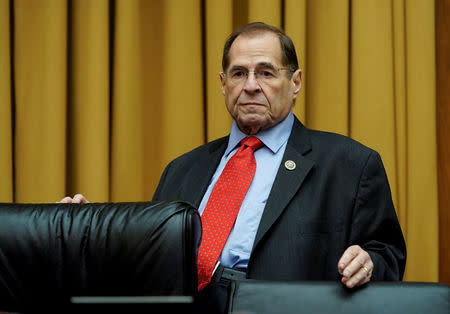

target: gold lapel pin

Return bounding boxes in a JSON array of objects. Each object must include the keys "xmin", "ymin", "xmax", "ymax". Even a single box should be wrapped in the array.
[{"xmin": 284, "ymin": 160, "xmax": 296, "ymax": 170}]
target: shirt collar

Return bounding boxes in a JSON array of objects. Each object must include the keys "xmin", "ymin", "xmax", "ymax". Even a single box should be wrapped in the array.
[{"xmin": 225, "ymin": 110, "xmax": 294, "ymax": 157}]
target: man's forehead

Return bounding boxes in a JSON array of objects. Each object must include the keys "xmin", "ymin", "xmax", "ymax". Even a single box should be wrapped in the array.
[{"xmin": 227, "ymin": 32, "xmax": 283, "ymax": 68}]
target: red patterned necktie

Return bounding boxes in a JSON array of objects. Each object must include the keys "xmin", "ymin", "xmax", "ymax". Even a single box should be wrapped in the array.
[{"xmin": 197, "ymin": 136, "xmax": 264, "ymax": 291}]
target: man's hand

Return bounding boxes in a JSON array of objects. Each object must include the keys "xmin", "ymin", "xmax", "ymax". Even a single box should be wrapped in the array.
[
  {"xmin": 59, "ymin": 193, "xmax": 89, "ymax": 204},
  {"xmin": 338, "ymin": 245, "xmax": 373, "ymax": 288}
]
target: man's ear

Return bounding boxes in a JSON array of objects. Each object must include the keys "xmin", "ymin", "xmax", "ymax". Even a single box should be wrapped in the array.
[
  {"xmin": 219, "ymin": 72, "xmax": 226, "ymax": 96},
  {"xmin": 291, "ymin": 69, "xmax": 302, "ymax": 99}
]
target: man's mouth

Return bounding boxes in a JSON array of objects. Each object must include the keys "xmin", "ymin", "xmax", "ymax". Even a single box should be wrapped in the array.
[{"xmin": 240, "ymin": 102, "xmax": 265, "ymax": 106}]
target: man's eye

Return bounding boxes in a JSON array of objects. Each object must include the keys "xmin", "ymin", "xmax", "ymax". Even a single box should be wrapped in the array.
[
  {"xmin": 232, "ymin": 71, "xmax": 246, "ymax": 78},
  {"xmin": 260, "ymin": 70, "xmax": 274, "ymax": 77}
]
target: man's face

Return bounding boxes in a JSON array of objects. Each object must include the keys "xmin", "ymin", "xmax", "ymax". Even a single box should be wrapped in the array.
[{"xmin": 220, "ymin": 32, "xmax": 302, "ymax": 135}]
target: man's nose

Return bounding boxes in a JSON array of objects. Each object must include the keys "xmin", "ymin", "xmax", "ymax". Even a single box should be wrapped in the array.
[{"xmin": 243, "ymin": 72, "xmax": 261, "ymax": 93}]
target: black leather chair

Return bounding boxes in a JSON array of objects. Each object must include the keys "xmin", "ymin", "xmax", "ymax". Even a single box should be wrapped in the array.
[
  {"xmin": 228, "ymin": 280, "xmax": 450, "ymax": 314},
  {"xmin": 0, "ymin": 200, "xmax": 201, "ymax": 313}
]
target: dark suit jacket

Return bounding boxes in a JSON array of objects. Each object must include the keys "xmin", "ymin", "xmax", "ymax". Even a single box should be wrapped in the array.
[{"xmin": 152, "ymin": 116, "xmax": 406, "ymax": 282}]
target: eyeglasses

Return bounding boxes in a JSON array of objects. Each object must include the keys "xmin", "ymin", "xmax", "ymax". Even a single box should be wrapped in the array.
[{"xmin": 223, "ymin": 67, "xmax": 292, "ymax": 85}]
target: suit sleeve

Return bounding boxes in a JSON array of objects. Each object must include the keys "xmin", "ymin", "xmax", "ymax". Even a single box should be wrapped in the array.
[{"xmin": 350, "ymin": 151, "xmax": 407, "ymax": 281}]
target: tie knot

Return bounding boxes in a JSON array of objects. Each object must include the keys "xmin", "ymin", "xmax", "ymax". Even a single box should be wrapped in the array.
[{"xmin": 240, "ymin": 136, "xmax": 264, "ymax": 151}]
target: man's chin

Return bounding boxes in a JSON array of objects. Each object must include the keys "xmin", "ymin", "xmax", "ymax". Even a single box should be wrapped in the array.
[{"xmin": 236, "ymin": 116, "xmax": 270, "ymax": 135}]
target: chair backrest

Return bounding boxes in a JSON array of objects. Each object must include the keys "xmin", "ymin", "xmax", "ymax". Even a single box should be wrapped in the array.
[
  {"xmin": 0, "ymin": 200, "xmax": 201, "ymax": 313},
  {"xmin": 228, "ymin": 280, "xmax": 450, "ymax": 314}
]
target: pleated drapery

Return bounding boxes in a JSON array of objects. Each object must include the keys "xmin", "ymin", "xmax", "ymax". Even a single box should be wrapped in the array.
[{"xmin": 0, "ymin": 0, "xmax": 441, "ymax": 283}]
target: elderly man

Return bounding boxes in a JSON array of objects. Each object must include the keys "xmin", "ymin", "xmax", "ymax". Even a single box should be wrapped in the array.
[{"xmin": 63, "ymin": 22, "xmax": 406, "ymax": 314}]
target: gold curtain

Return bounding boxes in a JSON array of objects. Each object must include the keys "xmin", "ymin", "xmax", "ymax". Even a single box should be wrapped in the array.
[{"xmin": 0, "ymin": 0, "xmax": 438, "ymax": 282}]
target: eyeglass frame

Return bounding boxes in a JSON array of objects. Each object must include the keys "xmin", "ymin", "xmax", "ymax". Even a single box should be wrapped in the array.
[{"xmin": 221, "ymin": 64, "xmax": 293, "ymax": 85}]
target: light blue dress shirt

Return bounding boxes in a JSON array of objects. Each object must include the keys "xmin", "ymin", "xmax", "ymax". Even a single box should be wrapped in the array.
[{"xmin": 198, "ymin": 111, "xmax": 294, "ymax": 269}]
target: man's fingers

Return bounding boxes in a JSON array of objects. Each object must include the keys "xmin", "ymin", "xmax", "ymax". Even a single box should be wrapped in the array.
[
  {"xmin": 338, "ymin": 245, "xmax": 373, "ymax": 288},
  {"xmin": 59, "ymin": 194, "xmax": 89, "ymax": 204},
  {"xmin": 342, "ymin": 263, "xmax": 372, "ymax": 288},
  {"xmin": 72, "ymin": 194, "xmax": 89, "ymax": 204},
  {"xmin": 342, "ymin": 249, "xmax": 369, "ymax": 278},
  {"xmin": 59, "ymin": 196, "xmax": 73, "ymax": 203},
  {"xmin": 338, "ymin": 245, "xmax": 360, "ymax": 274}
]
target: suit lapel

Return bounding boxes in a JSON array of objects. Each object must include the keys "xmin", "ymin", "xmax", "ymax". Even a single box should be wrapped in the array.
[
  {"xmin": 252, "ymin": 118, "xmax": 315, "ymax": 251},
  {"xmin": 183, "ymin": 137, "xmax": 228, "ymax": 207}
]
